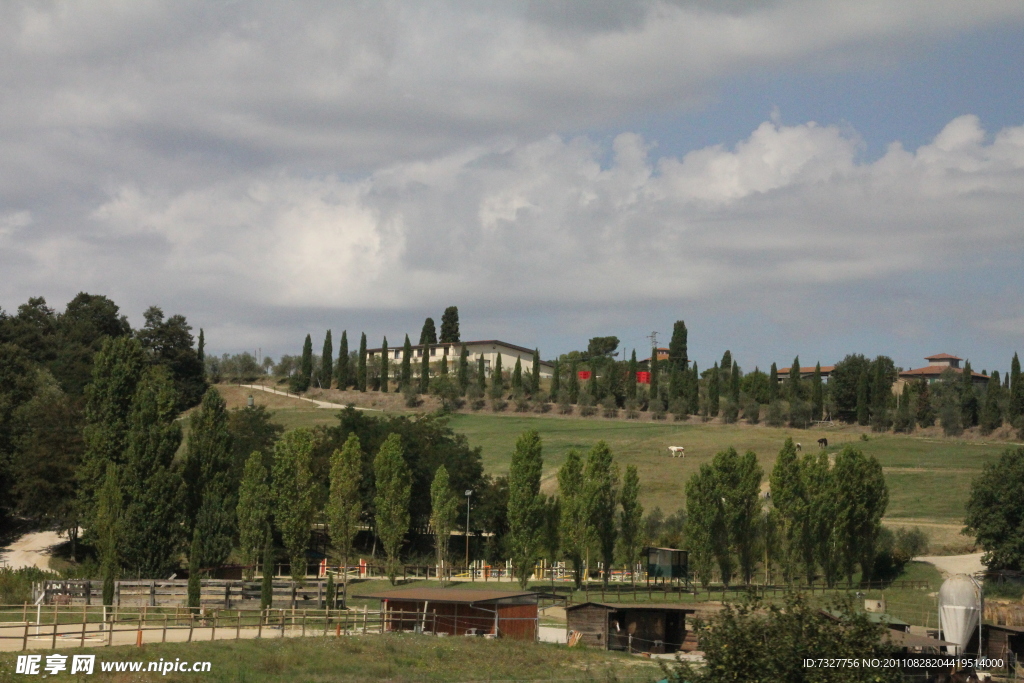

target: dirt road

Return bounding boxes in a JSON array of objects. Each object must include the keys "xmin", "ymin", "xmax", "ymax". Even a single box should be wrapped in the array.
[
  {"xmin": 914, "ymin": 552, "xmax": 985, "ymax": 577},
  {"xmin": 0, "ymin": 531, "xmax": 63, "ymax": 571}
]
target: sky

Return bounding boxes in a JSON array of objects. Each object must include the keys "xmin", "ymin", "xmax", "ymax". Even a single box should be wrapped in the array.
[{"xmin": 2, "ymin": 1, "xmax": 1023, "ymax": 374}]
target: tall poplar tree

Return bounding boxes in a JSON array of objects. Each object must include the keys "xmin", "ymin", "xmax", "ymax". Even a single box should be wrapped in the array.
[
  {"xmin": 80, "ymin": 335, "xmax": 146, "ymax": 530},
  {"xmin": 618, "ymin": 465, "xmax": 644, "ymax": 582},
  {"xmin": 649, "ymin": 348, "xmax": 660, "ymax": 399},
  {"xmin": 320, "ymin": 330, "xmax": 333, "ymax": 389},
  {"xmin": 626, "ymin": 350, "xmax": 637, "ymax": 400},
  {"xmin": 512, "ymin": 356, "xmax": 523, "ymax": 391},
  {"xmin": 1011, "ymin": 352, "xmax": 1023, "ymax": 421},
  {"xmin": 236, "ymin": 451, "xmax": 270, "ymax": 581},
  {"xmin": 272, "ymin": 428, "xmax": 316, "ymax": 582},
  {"xmin": 477, "ymin": 356, "xmax": 486, "ymax": 393},
  {"xmin": 197, "ymin": 329, "xmax": 205, "ymax": 367},
  {"xmin": 668, "ymin": 320, "xmax": 688, "ymax": 371},
  {"xmin": 769, "ymin": 438, "xmax": 805, "ymax": 584},
  {"xmin": 374, "ymin": 433, "xmax": 411, "ymax": 584},
  {"xmin": 95, "ymin": 463, "xmax": 122, "ymax": 605},
  {"xmin": 689, "ymin": 362, "xmax": 700, "ymax": 414},
  {"xmin": 717, "ymin": 448, "xmax": 763, "ymax": 584},
  {"xmin": 440, "ymin": 347, "xmax": 448, "ymax": 376},
  {"xmin": 787, "ymin": 356, "xmax": 802, "ymax": 402},
  {"xmin": 298, "ymin": 334, "xmax": 313, "ymax": 391},
  {"xmin": 961, "ymin": 360, "xmax": 979, "ymax": 427},
  {"xmin": 856, "ymin": 369, "xmax": 870, "ymax": 426},
  {"xmin": 507, "ymin": 430, "xmax": 544, "ymax": 588},
  {"xmin": 458, "ymin": 346, "xmax": 470, "ymax": 394},
  {"xmin": 811, "ymin": 362, "xmax": 823, "ymax": 421},
  {"xmin": 419, "ymin": 318, "xmax": 437, "ymax": 345},
  {"xmin": 120, "ymin": 367, "xmax": 187, "ymax": 577},
  {"xmin": 420, "ymin": 341, "xmax": 431, "ymax": 394},
  {"xmin": 357, "ymin": 333, "xmax": 367, "ymax": 391},
  {"xmin": 400, "ymin": 335, "xmax": 413, "ymax": 391},
  {"xmin": 557, "ymin": 449, "xmax": 587, "ymax": 589},
  {"xmin": 684, "ymin": 463, "xmax": 724, "ymax": 588},
  {"xmin": 328, "ymin": 434, "xmax": 363, "ymax": 605},
  {"xmin": 585, "ymin": 441, "xmax": 619, "ymax": 587},
  {"xmin": 335, "ymin": 330, "xmax": 349, "ymax": 390},
  {"xmin": 439, "ymin": 306, "xmax": 460, "ymax": 343},
  {"xmin": 492, "ymin": 353, "xmax": 504, "ymax": 396},
  {"xmin": 980, "ymin": 372, "xmax": 1004, "ymax": 434},
  {"xmin": 568, "ymin": 359, "xmax": 579, "ymax": 403},
  {"xmin": 768, "ymin": 363, "xmax": 779, "ymax": 402},
  {"xmin": 429, "ymin": 465, "xmax": 459, "ymax": 576},
  {"xmin": 380, "ymin": 337, "xmax": 389, "ymax": 393},
  {"xmin": 730, "ymin": 360, "xmax": 740, "ymax": 403},
  {"xmin": 550, "ymin": 359, "xmax": 561, "ymax": 399},
  {"xmin": 870, "ymin": 360, "xmax": 891, "ymax": 432},
  {"xmin": 531, "ymin": 349, "xmax": 541, "ymax": 396},
  {"xmin": 708, "ymin": 363, "xmax": 720, "ymax": 417}
]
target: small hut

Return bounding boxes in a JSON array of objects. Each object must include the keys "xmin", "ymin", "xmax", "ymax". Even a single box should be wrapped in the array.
[
  {"xmin": 354, "ymin": 588, "xmax": 539, "ymax": 640},
  {"xmin": 644, "ymin": 547, "xmax": 687, "ymax": 581},
  {"xmin": 565, "ymin": 602, "xmax": 696, "ymax": 654}
]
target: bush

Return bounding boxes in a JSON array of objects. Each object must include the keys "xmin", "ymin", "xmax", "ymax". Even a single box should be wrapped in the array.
[
  {"xmin": 669, "ymin": 398, "xmax": 689, "ymax": 421},
  {"xmin": 940, "ymin": 402, "xmax": 963, "ymax": 436},
  {"xmin": 788, "ymin": 398, "xmax": 810, "ymax": 429},
  {"xmin": 649, "ymin": 398, "xmax": 666, "ymax": 420},
  {"xmin": 490, "ymin": 397, "xmax": 508, "ymax": 412},
  {"xmin": 894, "ymin": 526, "xmax": 929, "ymax": 558},
  {"xmin": 532, "ymin": 399, "xmax": 551, "ymax": 414},
  {"xmin": 742, "ymin": 397, "xmax": 761, "ymax": 424},
  {"xmin": 513, "ymin": 392, "xmax": 531, "ymax": 413},
  {"xmin": 766, "ymin": 399, "xmax": 786, "ymax": 427},
  {"xmin": 600, "ymin": 395, "xmax": 618, "ymax": 418},
  {"xmin": 721, "ymin": 400, "xmax": 739, "ymax": 424},
  {"xmin": 0, "ymin": 567, "xmax": 58, "ymax": 604},
  {"xmin": 578, "ymin": 392, "xmax": 597, "ymax": 417},
  {"xmin": 403, "ymin": 387, "xmax": 422, "ymax": 408},
  {"xmin": 625, "ymin": 398, "xmax": 639, "ymax": 419},
  {"xmin": 557, "ymin": 390, "xmax": 573, "ymax": 415}
]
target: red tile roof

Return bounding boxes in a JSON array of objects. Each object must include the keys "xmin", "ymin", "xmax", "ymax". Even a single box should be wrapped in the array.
[
  {"xmin": 777, "ymin": 366, "xmax": 835, "ymax": 375},
  {"xmin": 899, "ymin": 366, "xmax": 986, "ymax": 379},
  {"xmin": 924, "ymin": 353, "xmax": 962, "ymax": 361}
]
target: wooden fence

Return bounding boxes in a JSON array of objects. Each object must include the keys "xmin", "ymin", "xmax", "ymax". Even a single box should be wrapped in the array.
[{"xmin": 34, "ymin": 580, "xmax": 342, "ymax": 609}]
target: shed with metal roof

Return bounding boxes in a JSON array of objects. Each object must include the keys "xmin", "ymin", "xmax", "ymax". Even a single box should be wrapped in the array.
[{"xmin": 565, "ymin": 602, "xmax": 696, "ymax": 654}]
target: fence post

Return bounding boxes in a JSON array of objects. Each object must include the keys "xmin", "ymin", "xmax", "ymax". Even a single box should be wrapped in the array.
[
  {"xmin": 21, "ymin": 621, "xmax": 29, "ymax": 651},
  {"xmin": 162, "ymin": 615, "xmax": 167, "ymax": 643},
  {"xmin": 257, "ymin": 609, "xmax": 263, "ymax": 639},
  {"xmin": 236, "ymin": 610, "xmax": 241, "ymax": 640},
  {"xmin": 302, "ymin": 611, "xmax": 306, "ymax": 637},
  {"xmin": 211, "ymin": 613, "xmax": 217, "ymax": 641},
  {"xmin": 188, "ymin": 614, "xmax": 194, "ymax": 643},
  {"xmin": 51, "ymin": 620, "xmax": 58, "ymax": 649}
]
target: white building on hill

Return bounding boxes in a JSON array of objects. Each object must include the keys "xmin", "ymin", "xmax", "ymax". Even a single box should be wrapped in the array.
[{"xmin": 366, "ymin": 340, "xmax": 554, "ymax": 378}]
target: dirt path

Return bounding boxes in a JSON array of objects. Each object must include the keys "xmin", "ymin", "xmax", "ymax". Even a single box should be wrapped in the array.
[
  {"xmin": 0, "ymin": 531, "xmax": 64, "ymax": 571},
  {"xmin": 239, "ymin": 384, "xmax": 379, "ymax": 411},
  {"xmin": 914, "ymin": 552, "xmax": 985, "ymax": 577}
]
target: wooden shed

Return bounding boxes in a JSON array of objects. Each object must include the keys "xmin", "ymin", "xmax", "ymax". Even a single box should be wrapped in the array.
[
  {"xmin": 355, "ymin": 588, "xmax": 539, "ymax": 641},
  {"xmin": 984, "ymin": 624, "xmax": 1024, "ymax": 671},
  {"xmin": 644, "ymin": 547, "xmax": 687, "ymax": 580},
  {"xmin": 566, "ymin": 602, "xmax": 696, "ymax": 654}
]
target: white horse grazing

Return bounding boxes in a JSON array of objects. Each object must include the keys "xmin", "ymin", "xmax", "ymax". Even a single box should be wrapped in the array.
[
  {"xmin": 668, "ymin": 446, "xmax": 685, "ymax": 458},
  {"xmin": 795, "ymin": 443, "xmax": 802, "ymax": 452}
]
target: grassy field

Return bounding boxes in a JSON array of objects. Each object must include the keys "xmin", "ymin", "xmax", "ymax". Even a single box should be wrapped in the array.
[
  {"xmin": 211, "ymin": 384, "xmax": 1020, "ymax": 551},
  {"xmin": 0, "ymin": 633, "xmax": 663, "ymax": 683}
]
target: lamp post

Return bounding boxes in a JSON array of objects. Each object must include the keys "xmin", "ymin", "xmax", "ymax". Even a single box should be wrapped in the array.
[{"xmin": 465, "ymin": 490, "xmax": 473, "ymax": 578}]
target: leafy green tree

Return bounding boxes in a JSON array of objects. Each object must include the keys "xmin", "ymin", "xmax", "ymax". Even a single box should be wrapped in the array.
[
  {"xmin": 964, "ymin": 446, "xmax": 1024, "ymax": 570},
  {"xmin": 236, "ymin": 451, "xmax": 270, "ymax": 581},
  {"xmin": 855, "ymin": 368, "xmax": 869, "ymax": 426},
  {"xmin": 477, "ymin": 355, "xmax": 486, "ymax": 394},
  {"xmin": 94, "ymin": 463, "xmax": 122, "ymax": 605},
  {"xmin": 530, "ymin": 349, "xmax": 541, "ymax": 396},
  {"xmin": 419, "ymin": 341, "xmax": 430, "ymax": 394},
  {"xmin": 119, "ymin": 367, "xmax": 187, "ymax": 577},
  {"xmin": 803, "ymin": 452, "xmax": 839, "ymax": 586},
  {"xmin": 980, "ymin": 372, "xmax": 1004, "ymax": 435},
  {"xmin": 893, "ymin": 383, "xmax": 914, "ymax": 433},
  {"xmin": 293, "ymin": 334, "xmax": 313, "ymax": 392},
  {"xmin": 136, "ymin": 306, "xmax": 207, "ymax": 410},
  {"xmin": 915, "ymin": 379, "xmax": 935, "ymax": 427},
  {"xmin": 870, "ymin": 360, "xmax": 891, "ymax": 432},
  {"xmin": 357, "ymin": 333, "xmax": 367, "ymax": 391},
  {"xmin": 668, "ymin": 592, "xmax": 901, "ymax": 683},
  {"xmin": 618, "ymin": 465, "xmax": 643, "ymax": 582},
  {"xmin": 507, "ymin": 430, "xmax": 544, "ymax": 588},
  {"xmin": 649, "ymin": 348, "xmax": 660, "ymax": 399},
  {"xmin": 549, "ymin": 359, "xmax": 561, "ymax": 400},
  {"xmin": 811, "ymin": 362, "xmax": 823, "ymax": 421},
  {"xmin": 420, "ymin": 318, "xmax": 437, "ymax": 345},
  {"xmin": 1011, "ymin": 352, "xmax": 1023, "ymax": 421},
  {"xmin": 182, "ymin": 387, "xmax": 234, "ymax": 533},
  {"xmin": 80, "ymin": 336, "xmax": 146, "ymax": 529},
  {"xmin": 327, "ymin": 434, "xmax": 363, "ymax": 605},
  {"xmin": 228, "ymin": 404, "xmax": 283, "ymax": 481},
  {"xmin": 786, "ymin": 356, "xmax": 801, "ymax": 402},
  {"xmin": 716, "ymin": 448, "xmax": 763, "ymax": 584},
  {"xmin": 769, "ymin": 439, "xmax": 805, "ymax": 584},
  {"xmin": 685, "ymin": 463, "xmax": 725, "ymax": 587},
  {"xmin": 187, "ymin": 529, "xmax": 201, "ymax": 610},
  {"xmin": 768, "ymin": 362, "xmax": 779, "ymax": 402},
  {"xmin": 400, "ymin": 335, "xmax": 413, "ymax": 391},
  {"xmin": 668, "ymin": 320, "xmax": 688, "ymax": 371},
  {"xmin": 272, "ymin": 428, "xmax": 316, "ymax": 582},
  {"xmin": 491, "ymin": 353, "xmax": 504, "ymax": 397},
  {"xmin": 439, "ymin": 347, "xmax": 448, "ymax": 376},
  {"xmin": 557, "ymin": 449, "xmax": 587, "ymax": 589},
  {"xmin": 197, "ymin": 329, "xmax": 205, "ymax": 367},
  {"xmin": 373, "ymin": 433, "xmax": 411, "ymax": 584},
  {"xmin": 380, "ymin": 337, "xmax": 389, "ymax": 393},
  {"xmin": 708, "ymin": 363, "xmax": 720, "ymax": 417},
  {"xmin": 429, "ymin": 464, "xmax": 460, "ymax": 574},
  {"xmin": 688, "ymin": 362, "xmax": 700, "ymax": 413},
  {"xmin": 439, "ymin": 306, "xmax": 460, "ymax": 343},
  {"xmin": 832, "ymin": 446, "xmax": 888, "ymax": 584},
  {"xmin": 52, "ymin": 293, "xmax": 131, "ymax": 396},
  {"xmin": 335, "ymin": 330, "xmax": 349, "ymax": 389},
  {"xmin": 958, "ymin": 359, "xmax": 979, "ymax": 427},
  {"xmin": 730, "ymin": 361, "xmax": 740, "ymax": 403},
  {"xmin": 511, "ymin": 356, "xmax": 523, "ymax": 391},
  {"xmin": 458, "ymin": 346, "xmax": 470, "ymax": 394},
  {"xmin": 320, "ymin": 330, "xmax": 333, "ymax": 389},
  {"xmin": 585, "ymin": 441, "xmax": 619, "ymax": 587},
  {"xmin": 626, "ymin": 350, "xmax": 637, "ymax": 400},
  {"xmin": 260, "ymin": 527, "xmax": 274, "ymax": 608}
]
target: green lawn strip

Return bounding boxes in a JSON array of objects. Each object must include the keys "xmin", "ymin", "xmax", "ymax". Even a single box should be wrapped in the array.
[{"xmin": 0, "ymin": 633, "xmax": 663, "ymax": 683}]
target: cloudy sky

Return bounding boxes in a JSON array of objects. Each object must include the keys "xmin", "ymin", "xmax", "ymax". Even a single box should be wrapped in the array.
[{"xmin": 2, "ymin": 1, "xmax": 1023, "ymax": 373}]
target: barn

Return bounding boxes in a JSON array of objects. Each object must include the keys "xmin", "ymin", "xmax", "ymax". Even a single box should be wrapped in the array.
[
  {"xmin": 355, "ymin": 588, "xmax": 539, "ymax": 640},
  {"xmin": 565, "ymin": 602, "xmax": 696, "ymax": 654}
]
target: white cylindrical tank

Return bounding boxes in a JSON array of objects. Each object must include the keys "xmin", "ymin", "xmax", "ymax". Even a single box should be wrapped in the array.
[{"xmin": 937, "ymin": 574, "xmax": 983, "ymax": 655}]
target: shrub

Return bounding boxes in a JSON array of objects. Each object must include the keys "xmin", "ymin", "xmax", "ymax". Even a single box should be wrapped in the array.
[
  {"xmin": 600, "ymin": 395, "xmax": 618, "ymax": 418},
  {"xmin": 766, "ymin": 399, "xmax": 786, "ymax": 427},
  {"xmin": 625, "ymin": 398, "xmax": 640, "ymax": 419},
  {"xmin": 403, "ymin": 387, "xmax": 422, "ymax": 408},
  {"xmin": 940, "ymin": 402, "xmax": 963, "ymax": 436},
  {"xmin": 513, "ymin": 392, "xmax": 531, "ymax": 413},
  {"xmin": 669, "ymin": 398, "xmax": 689, "ymax": 421},
  {"xmin": 788, "ymin": 398, "xmax": 810, "ymax": 429},
  {"xmin": 490, "ymin": 397, "xmax": 508, "ymax": 412},
  {"xmin": 742, "ymin": 397, "xmax": 761, "ymax": 425},
  {"xmin": 578, "ymin": 392, "xmax": 597, "ymax": 417},
  {"xmin": 649, "ymin": 398, "xmax": 666, "ymax": 420},
  {"xmin": 557, "ymin": 389, "xmax": 573, "ymax": 415},
  {"xmin": 721, "ymin": 400, "xmax": 739, "ymax": 424},
  {"xmin": 0, "ymin": 567, "xmax": 57, "ymax": 604},
  {"xmin": 532, "ymin": 399, "xmax": 551, "ymax": 414}
]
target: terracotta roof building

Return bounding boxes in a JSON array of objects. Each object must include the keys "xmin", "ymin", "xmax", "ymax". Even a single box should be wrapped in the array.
[
  {"xmin": 775, "ymin": 364, "xmax": 835, "ymax": 382},
  {"xmin": 898, "ymin": 354, "xmax": 988, "ymax": 386}
]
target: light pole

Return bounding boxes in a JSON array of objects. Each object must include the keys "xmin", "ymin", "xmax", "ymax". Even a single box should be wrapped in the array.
[{"xmin": 465, "ymin": 490, "xmax": 473, "ymax": 577}]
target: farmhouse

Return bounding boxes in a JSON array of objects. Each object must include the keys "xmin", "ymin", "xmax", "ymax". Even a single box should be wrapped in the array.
[
  {"xmin": 566, "ymin": 602, "xmax": 696, "ymax": 653},
  {"xmin": 898, "ymin": 353, "xmax": 989, "ymax": 386},
  {"xmin": 366, "ymin": 340, "xmax": 554, "ymax": 378},
  {"xmin": 354, "ymin": 588, "xmax": 539, "ymax": 640},
  {"xmin": 775, "ymin": 364, "xmax": 835, "ymax": 382}
]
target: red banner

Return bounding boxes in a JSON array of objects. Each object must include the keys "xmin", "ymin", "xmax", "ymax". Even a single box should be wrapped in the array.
[
  {"xmin": 636, "ymin": 371, "xmax": 650, "ymax": 384},
  {"xmin": 577, "ymin": 371, "xmax": 592, "ymax": 380}
]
